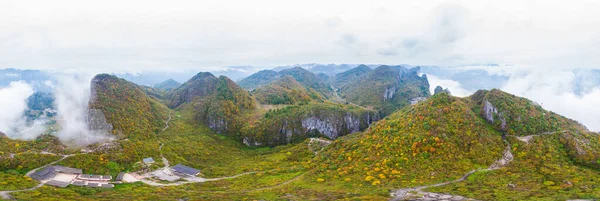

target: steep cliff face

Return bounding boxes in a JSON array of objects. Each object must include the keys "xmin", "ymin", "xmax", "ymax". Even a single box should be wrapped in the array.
[
  {"xmin": 88, "ymin": 74, "xmax": 167, "ymax": 139},
  {"xmin": 86, "ymin": 109, "xmax": 113, "ymax": 131},
  {"xmin": 242, "ymin": 103, "xmax": 379, "ymax": 146},
  {"xmin": 482, "ymin": 100, "xmax": 506, "ymax": 130}
]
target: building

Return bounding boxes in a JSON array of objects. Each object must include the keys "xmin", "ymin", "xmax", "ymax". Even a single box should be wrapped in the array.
[
  {"xmin": 116, "ymin": 172, "xmax": 125, "ymax": 182},
  {"xmin": 71, "ymin": 181, "xmax": 87, "ymax": 187},
  {"xmin": 171, "ymin": 164, "xmax": 201, "ymax": 177},
  {"xmin": 30, "ymin": 165, "xmax": 83, "ymax": 181},
  {"xmin": 53, "ymin": 165, "xmax": 83, "ymax": 174},
  {"xmin": 30, "ymin": 166, "xmax": 57, "ymax": 181},
  {"xmin": 143, "ymin": 157, "xmax": 155, "ymax": 164},
  {"xmin": 87, "ymin": 183, "xmax": 101, "ymax": 188},
  {"xmin": 46, "ymin": 180, "xmax": 70, "ymax": 188}
]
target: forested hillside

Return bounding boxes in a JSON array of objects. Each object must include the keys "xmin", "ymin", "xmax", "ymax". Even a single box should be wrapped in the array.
[
  {"xmin": 252, "ymin": 76, "xmax": 322, "ymax": 105},
  {"xmin": 89, "ymin": 74, "xmax": 168, "ymax": 139},
  {"xmin": 337, "ymin": 65, "xmax": 430, "ymax": 116}
]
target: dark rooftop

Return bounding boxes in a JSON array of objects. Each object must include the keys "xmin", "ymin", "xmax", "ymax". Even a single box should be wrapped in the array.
[
  {"xmin": 46, "ymin": 180, "xmax": 70, "ymax": 188},
  {"xmin": 101, "ymin": 184, "xmax": 114, "ymax": 188},
  {"xmin": 172, "ymin": 164, "xmax": 201, "ymax": 176},
  {"xmin": 87, "ymin": 183, "xmax": 101, "ymax": 188},
  {"xmin": 30, "ymin": 166, "xmax": 57, "ymax": 181},
  {"xmin": 53, "ymin": 165, "xmax": 83, "ymax": 174},
  {"xmin": 116, "ymin": 172, "xmax": 125, "ymax": 181},
  {"xmin": 71, "ymin": 181, "xmax": 86, "ymax": 187}
]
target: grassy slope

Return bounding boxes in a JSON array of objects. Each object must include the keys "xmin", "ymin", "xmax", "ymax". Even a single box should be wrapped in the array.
[
  {"xmin": 339, "ymin": 65, "xmax": 430, "ymax": 116},
  {"xmin": 90, "ymin": 74, "xmax": 169, "ymax": 140},
  {"xmin": 308, "ymin": 93, "xmax": 504, "ymax": 192},
  {"xmin": 471, "ymin": 89, "xmax": 587, "ymax": 136},
  {"xmin": 428, "ymin": 134, "xmax": 600, "ymax": 200},
  {"xmin": 252, "ymin": 76, "xmax": 321, "ymax": 105},
  {"xmin": 4, "ymin": 86, "xmax": 599, "ymax": 201}
]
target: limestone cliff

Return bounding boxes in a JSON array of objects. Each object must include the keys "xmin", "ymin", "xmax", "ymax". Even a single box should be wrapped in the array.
[{"xmin": 242, "ymin": 103, "xmax": 379, "ymax": 146}]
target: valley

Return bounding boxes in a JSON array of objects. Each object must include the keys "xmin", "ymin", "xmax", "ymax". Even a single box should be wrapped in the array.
[{"xmin": 0, "ymin": 65, "xmax": 599, "ymax": 201}]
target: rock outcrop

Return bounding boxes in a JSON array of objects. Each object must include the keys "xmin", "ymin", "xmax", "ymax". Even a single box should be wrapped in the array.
[
  {"xmin": 482, "ymin": 100, "xmax": 506, "ymax": 130},
  {"xmin": 86, "ymin": 109, "xmax": 114, "ymax": 131},
  {"xmin": 243, "ymin": 103, "xmax": 379, "ymax": 146}
]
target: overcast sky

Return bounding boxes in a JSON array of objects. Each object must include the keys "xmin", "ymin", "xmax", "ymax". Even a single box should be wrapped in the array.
[{"xmin": 1, "ymin": 0, "xmax": 599, "ymax": 73}]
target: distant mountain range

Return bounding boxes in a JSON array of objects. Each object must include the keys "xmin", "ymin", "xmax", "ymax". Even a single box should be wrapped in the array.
[{"xmin": 1, "ymin": 65, "xmax": 599, "ymax": 200}]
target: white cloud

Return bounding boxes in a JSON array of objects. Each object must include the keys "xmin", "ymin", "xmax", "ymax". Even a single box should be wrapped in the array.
[
  {"xmin": 501, "ymin": 70, "xmax": 600, "ymax": 132},
  {"xmin": 52, "ymin": 74, "xmax": 114, "ymax": 146},
  {"xmin": 0, "ymin": 81, "xmax": 44, "ymax": 139},
  {"xmin": 0, "ymin": 0, "xmax": 598, "ymax": 72},
  {"xmin": 426, "ymin": 74, "xmax": 473, "ymax": 97}
]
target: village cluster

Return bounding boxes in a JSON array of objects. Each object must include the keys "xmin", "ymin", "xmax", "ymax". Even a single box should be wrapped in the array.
[{"xmin": 29, "ymin": 157, "xmax": 201, "ymax": 189}]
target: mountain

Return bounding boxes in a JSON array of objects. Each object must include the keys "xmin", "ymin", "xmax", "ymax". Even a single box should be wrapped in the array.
[
  {"xmin": 170, "ymin": 73, "xmax": 255, "ymax": 135},
  {"xmin": 470, "ymin": 89, "xmax": 587, "ymax": 136},
  {"xmin": 238, "ymin": 67, "xmax": 333, "ymax": 98},
  {"xmin": 242, "ymin": 102, "xmax": 379, "ymax": 146},
  {"xmin": 314, "ymin": 93, "xmax": 505, "ymax": 189},
  {"xmin": 166, "ymin": 72, "xmax": 219, "ymax": 108},
  {"xmin": 24, "ymin": 92, "xmax": 56, "ymax": 121},
  {"xmin": 87, "ymin": 74, "xmax": 168, "ymax": 139},
  {"xmin": 237, "ymin": 70, "xmax": 279, "ymax": 90},
  {"xmin": 153, "ymin": 79, "xmax": 181, "ymax": 91},
  {"xmin": 277, "ymin": 67, "xmax": 332, "ymax": 98},
  {"xmin": 252, "ymin": 76, "xmax": 322, "ymax": 105},
  {"xmin": 309, "ymin": 91, "xmax": 600, "ymax": 200},
  {"xmin": 0, "ymin": 68, "xmax": 53, "ymax": 92},
  {"xmin": 338, "ymin": 65, "xmax": 430, "ymax": 116},
  {"xmin": 433, "ymin": 85, "xmax": 451, "ymax": 95},
  {"xmin": 331, "ymin": 64, "xmax": 372, "ymax": 89}
]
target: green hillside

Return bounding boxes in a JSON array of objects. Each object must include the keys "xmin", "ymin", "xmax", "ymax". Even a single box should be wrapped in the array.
[
  {"xmin": 89, "ymin": 74, "xmax": 168, "ymax": 139},
  {"xmin": 311, "ymin": 93, "xmax": 504, "ymax": 189},
  {"xmin": 243, "ymin": 102, "xmax": 379, "ymax": 146},
  {"xmin": 277, "ymin": 67, "xmax": 333, "ymax": 98},
  {"xmin": 252, "ymin": 76, "xmax": 322, "ymax": 105},
  {"xmin": 338, "ymin": 65, "xmax": 430, "ymax": 116},
  {"xmin": 238, "ymin": 67, "xmax": 333, "ymax": 98},
  {"xmin": 237, "ymin": 69, "xmax": 279, "ymax": 90},
  {"xmin": 153, "ymin": 78, "xmax": 181, "ymax": 91},
  {"xmin": 332, "ymin": 64, "xmax": 372, "ymax": 88},
  {"xmin": 166, "ymin": 72, "xmax": 218, "ymax": 108},
  {"xmin": 470, "ymin": 89, "xmax": 587, "ymax": 136}
]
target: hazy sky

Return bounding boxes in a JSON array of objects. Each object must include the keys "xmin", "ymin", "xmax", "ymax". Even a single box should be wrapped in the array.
[{"xmin": 1, "ymin": 0, "xmax": 599, "ymax": 73}]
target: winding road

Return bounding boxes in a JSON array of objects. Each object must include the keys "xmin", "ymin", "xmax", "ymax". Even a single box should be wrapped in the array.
[
  {"xmin": 513, "ymin": 130, "xmax": 567, "ymax": 144},
  {"xmin": 390, "ymin": 130, "xmax": 571, "ymax": 200},
  {"xmin": 139, "ymin": 171, "xmax": 258, "ymax": 187},
  {"xmin": 0, "ymin": 154, "xmax": 75, "ymax": 200},
  {"xmin": 391, "ymin": 141, "xmax": 515, "ymax": 201}
]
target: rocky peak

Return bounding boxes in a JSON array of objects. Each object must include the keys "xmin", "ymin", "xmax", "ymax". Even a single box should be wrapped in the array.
[{"xmin": 167, "ymin": 72, "xmax": 219, "ymax": 108}]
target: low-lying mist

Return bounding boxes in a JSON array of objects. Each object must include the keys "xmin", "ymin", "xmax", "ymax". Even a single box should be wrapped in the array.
[
  {"xmin": 52, "ymin": 74, "xmax": 114, "ymax": 146},
  {"xmin": 0, "ymin": 81, "xmax": 46, "ymax": 139},
  {"xmin": 0, "ymin": 74, "xmax": 113, "ymax": 146}
]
